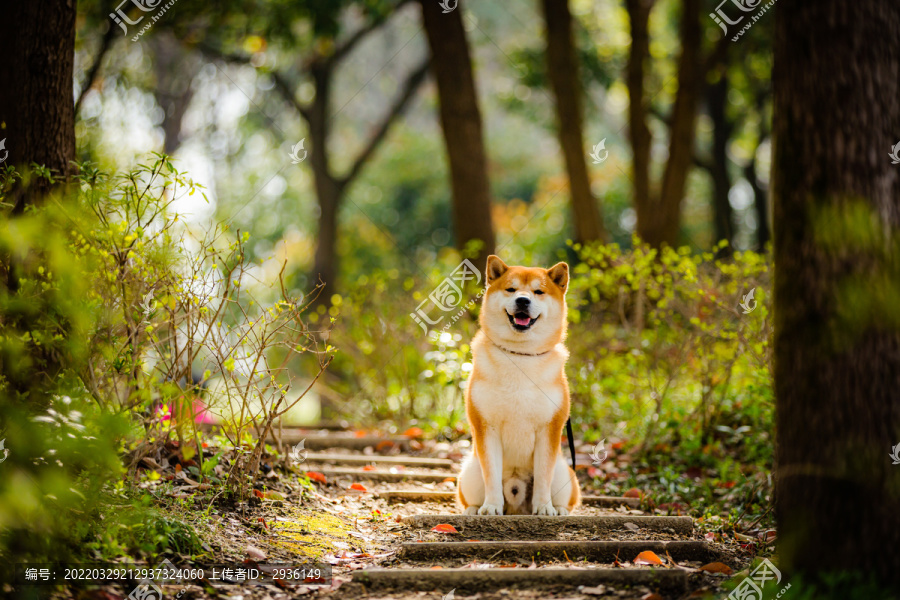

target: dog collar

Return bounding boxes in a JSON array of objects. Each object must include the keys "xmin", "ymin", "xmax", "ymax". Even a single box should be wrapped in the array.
[{"xmin": 486, "ymin": 337, "xmax": 551, "ymax": 357}]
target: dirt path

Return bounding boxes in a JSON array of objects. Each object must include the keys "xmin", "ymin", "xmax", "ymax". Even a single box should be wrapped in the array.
[{"xmin": 145, "ymin": 427, "xmax": 746, "ymax": 600}]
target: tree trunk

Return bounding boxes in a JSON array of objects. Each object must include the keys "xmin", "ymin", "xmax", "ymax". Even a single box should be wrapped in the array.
[
  {"xmin": 308, "ymin": 64, "xmax": 342, "ymax": 296},
  {"xmin": 419, "ymin": 0, "xmax": 495, "ymax": 269},
  {"xmin": 649, "ymin": 0, "xmax": 701, "ymax": 247},
  {"xmin": 773, "ymin": 0, "xmax": 900, "ymax": 588},
  {"xmin": 748, "ymin": 91, "xmax": 771, "ymax": 250},
  {"xmin": 539, "ymin": 0, "xmax": 606, "ymax": 244},
  {"xmin": 0, "ymin": 0, "xmax": 77, "ymax": 212},
  {"xmin": 625, "ymin": 0, "xmax": 653, "ymax": 239},
  {"xmin": 745, "ymin": 152, "xmax": 769, "ymax": 250},
  {"xmin": 150, "ymin": 31, "xmax": 201, "ymax": 156},
  {"xmin": 707, "ymin": 72, "xmax": 733, "ymax": 249}
]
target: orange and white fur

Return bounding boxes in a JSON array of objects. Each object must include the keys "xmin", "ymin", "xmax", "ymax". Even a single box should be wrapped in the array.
[{"xmin": 457, "ymin": 255, "xmax": 580, "ymax": 516}]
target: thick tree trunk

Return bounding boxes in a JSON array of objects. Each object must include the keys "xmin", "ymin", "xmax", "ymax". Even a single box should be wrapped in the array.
[
  {"xmin": 419, "ymin": 0, "xmax": 495, "ymax": 268},
  {"xmin": 0, "ymin": 0, "xmax": 77, "ymax": 212},
  {"xmin": 773, "ymin": 0, "xmax": 900, "ymax": 588},
  {"xmin": 625, "ymin": 0, "xmax": 653, "ymax": 237},
  {"xmin": 539, "ymin": 0, "xmax": 606, "ymax": 244},
  {"xmin": 708, "ymin": 72, "xmax": 733, "ymax": 249},
  {"xmin": 308, "ymin": 65, "xmax": 342, "ymax": 296},
  {"xmin": 649, "ymin": 0, "xmax": 701, "ymax": 247},
  {"xmin": 627, "ymin": 0, "xmax": 701, "ymax": 248}
]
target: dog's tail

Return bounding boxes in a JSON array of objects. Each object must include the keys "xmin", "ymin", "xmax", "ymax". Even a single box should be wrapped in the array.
[{"xmin": 503, "ymin": 477, "xmax": 529, "ymax": 511}]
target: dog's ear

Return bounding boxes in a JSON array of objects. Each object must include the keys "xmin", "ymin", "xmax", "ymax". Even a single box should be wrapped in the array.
[
  {"xmin": 547, "ymin": 262, "xmax": 569, "ymax": 291},
  {"xmin": 485, "ymin": 255, "xmax": 509, "ymax": 283}
]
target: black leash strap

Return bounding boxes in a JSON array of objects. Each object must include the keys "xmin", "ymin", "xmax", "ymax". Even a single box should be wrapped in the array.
[{"xmin": 565, "ymin": 417, "xmax": 576, "ymax": 471}]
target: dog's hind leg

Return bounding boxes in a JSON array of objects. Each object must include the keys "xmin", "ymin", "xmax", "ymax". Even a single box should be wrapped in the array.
[
  {"xmin": 550, "ymin": 455, "xmax": 580, "ymax": 515},
  {"xmin": 457, "ymin": 453, "xmax": 485, "ymax": 515}
]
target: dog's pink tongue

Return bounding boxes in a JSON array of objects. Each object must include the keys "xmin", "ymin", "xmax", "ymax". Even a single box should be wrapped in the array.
[{"xmin": 514, "ymin": 315, "xmax": 531, "ymax": 326}]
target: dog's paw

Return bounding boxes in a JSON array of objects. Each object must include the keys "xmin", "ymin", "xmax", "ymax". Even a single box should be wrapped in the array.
[
  {"xmin": 554, "ymin": 506, "xmax": 570, "ymax": 516},
  {"xmin": 463, "ymin": 505, "xmax": 479, "ymax": 516},
  {"xmin": 477, "ymin": 503, "xmax": 503, "ymax": 516},
  {"xmin": 533, "ymin": 502, "xmax": 558, "ymax": 516}
]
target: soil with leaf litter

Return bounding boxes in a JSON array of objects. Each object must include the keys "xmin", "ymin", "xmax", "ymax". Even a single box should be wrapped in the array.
[{"xmin": 41, "ymin": 428, "xmax": 764, "ymax": 600}]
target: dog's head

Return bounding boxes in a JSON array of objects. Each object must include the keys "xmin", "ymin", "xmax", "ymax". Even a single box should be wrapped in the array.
[{"xmin": 479, "ymin": 255, "xmax": 568, "ymax": 352}]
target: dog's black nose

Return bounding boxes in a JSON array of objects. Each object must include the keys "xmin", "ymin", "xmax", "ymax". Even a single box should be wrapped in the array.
[{"xmin": 515, "ymin": 297, "xmax": 531, "ymax": 307}]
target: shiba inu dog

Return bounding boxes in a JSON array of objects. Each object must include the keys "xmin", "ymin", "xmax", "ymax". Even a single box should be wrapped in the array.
[{"xmin": 457, "ymin": 255, "xmax": 580, "ymax": 516}]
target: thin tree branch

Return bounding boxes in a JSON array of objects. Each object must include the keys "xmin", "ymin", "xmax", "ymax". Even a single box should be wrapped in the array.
[
  {"xmin": 271, "ymin": 71, "xmax": 312, "ymax": 121},
  {"xmin": 337, "ymin": 58, "xmax": 430, "ymax": 189},
  {"xmin": 76, "ymin": 20, "xmax": 118, "ymax": 115},
  {"xmin": 320, "ymin": 0, "xmax": 414, "ymax": 68},
  {"xmin": 196, "ymin": 42, "xmax": 314, "ymax": 120}
]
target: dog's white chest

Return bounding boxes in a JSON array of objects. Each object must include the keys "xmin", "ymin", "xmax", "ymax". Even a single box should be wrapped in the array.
[
  {"xmin": 468, "ymin": 344, "xmax": 568, "ymax": 470},
  {"xmin": 470, "ymin": 355, "xmax": 563, "ymax": 421}
]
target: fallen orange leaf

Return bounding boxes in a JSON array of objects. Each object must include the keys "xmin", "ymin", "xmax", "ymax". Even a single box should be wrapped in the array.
[
  {"xmin": 350, "ymin": 483, "xmax": 367, "ymax": 492},
  {"xmin": 403, "ymin": 427, "xmax": 424, "ymax": 438},
  {"xmin": 634, "ymin": 551, "xmax": 664, "ymax": 566},
  {"xmin": 429, "ymin": 566, "xmax": 443, "ymax": 569},
  {"xmin": 253, "ymin": 489, "xmax": 264, "ymax": 498},
  {"xmin": 354, "ymin": 430, "xmax": 367, "ymax": 438},
  {"xmin": 624, "ymin": 488, "xmax": 643, "ymax": 499},
  {"xmin": 699, "ymin": 562, "xmax": 733, "ymax": 575},
  {"xmin": 431, "ymin": 524, "xmax": 459, "ymax": 534},
  {"xmin": 362, "ymin": 465, "xmax": 377, "ymax": 471},
  {"xmin": 375, "ymin": 440, "xmax": 396, "ymax": 452},
  {"xmin": 305, "ymin": 471, "xmax": 327, "ymax": 484}
]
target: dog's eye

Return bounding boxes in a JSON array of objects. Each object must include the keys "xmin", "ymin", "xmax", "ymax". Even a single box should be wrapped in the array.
[
  {"xmin": 505, "ymin": 287, "xmax": 515, "ymax": 293},
  {"xmin": 535, "ymin": 290, "xmax": 545, "ymax": 295}
]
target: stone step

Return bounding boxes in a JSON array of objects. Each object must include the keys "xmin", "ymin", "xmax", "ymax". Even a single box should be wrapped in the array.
[
  {"xmin": 315, "ymin": 467, "xmax": 455, "ymax": 483},
  {"xmin": 306, "ymin": 453, "xmax": 454, "ymax": 468},
  {"xmin": 399, "ymin": 540, "xmax": 718, "ymax": 563},
  {"xmin": 402, "ymin": 514, "xmax": 693, "ymax": 536},
  {"xmin": 276, "ymin": 432, "xmax": 411, "ymax": 450},
  {"xmin": 379, "ymin": 490, "xmax": 639, "ymax": 508},
  {"xmin": 353, "ymin": 567, "xmax": 686, "ymax": 593}
]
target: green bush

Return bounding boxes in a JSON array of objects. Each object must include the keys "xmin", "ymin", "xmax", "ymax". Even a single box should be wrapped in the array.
[{"xmin": 0, "ymin": 155, "xmax": 326, "ymax": 564}]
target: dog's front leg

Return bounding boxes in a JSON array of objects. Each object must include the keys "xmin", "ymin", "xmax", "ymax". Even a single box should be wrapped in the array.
[
  {"xmin": 531, "ymin": 428, "xmax": 558, "ymax": 516},
  {"xmin": 476, "ymin": 426, "xmax": 504, "ymax": 515}
]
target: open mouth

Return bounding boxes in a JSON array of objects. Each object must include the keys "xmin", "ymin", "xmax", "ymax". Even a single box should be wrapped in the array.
[{"xmin": 507, "ymin": 311, "xmax": 538, "ymax": 331}]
